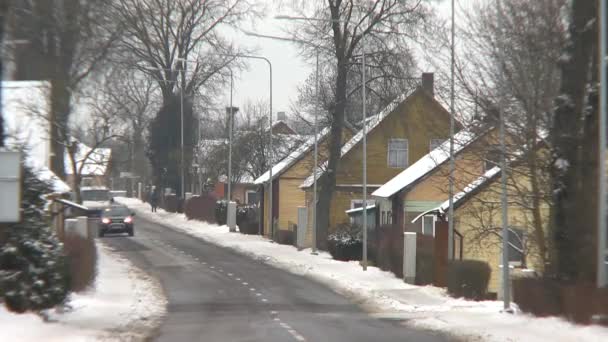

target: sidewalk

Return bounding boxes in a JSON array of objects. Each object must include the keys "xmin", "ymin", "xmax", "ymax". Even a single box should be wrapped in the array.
[
  {"xmin": 0, "ymin": 242, "xmax": 166, "ymax": 342},
  {"xmin": 117, "ymin": 197, "xmax": 608, "ymax": 342}
]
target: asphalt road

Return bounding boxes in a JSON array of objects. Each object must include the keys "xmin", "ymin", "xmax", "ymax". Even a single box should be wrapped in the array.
[{"xmin": 103, "ymin": 215, "xmax": 453, "ymax": 342}]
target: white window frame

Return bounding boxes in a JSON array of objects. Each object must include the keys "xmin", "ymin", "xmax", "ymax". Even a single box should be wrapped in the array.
[
  {"xmin": 430, "ymin": 139, "xmax": 444, "ymax": 151},
  {"xmin": 422, "ymin": 215, "xmax": 435, "ymax": 236},
  {"xmin": 387, "ymin": 138, "xmax": 409, "ymax": 168},
  {"xmin": 245, "ymin": 190, "xmax": 258, "ymax": 205},
  {"xmin": 350, "ymin": 199, "xmax": 375, "ymax": 209}
]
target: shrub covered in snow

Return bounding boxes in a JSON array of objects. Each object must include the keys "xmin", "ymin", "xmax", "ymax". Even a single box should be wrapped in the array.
[
  {"xmin": 0, "ymin": 166, "xmax": 70, "ymax": 313},
  {"xmin": 236, "ymin": 205, "xmax": 258, "ymax": 235},
  {"xmin": 327, "ymin": 223, "xmax": 362, "ymax": 261}
]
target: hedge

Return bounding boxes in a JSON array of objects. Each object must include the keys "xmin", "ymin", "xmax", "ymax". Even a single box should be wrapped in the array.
[{"xmin": 447, "ymin": 259, "xmax": 491, "ymax": 300}]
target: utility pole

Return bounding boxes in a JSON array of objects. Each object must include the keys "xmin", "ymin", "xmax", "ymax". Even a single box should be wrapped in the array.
[
  {"xmin": 598, "ymin": 0, "xmax": 607, "ymax": 288},
  {"xmin": 448, "ymin": 0, "xmax": 456, "ymax": 260},
  {"xmin": 497, "ymin": 0, "xmax": 511, "ymax": 311}
]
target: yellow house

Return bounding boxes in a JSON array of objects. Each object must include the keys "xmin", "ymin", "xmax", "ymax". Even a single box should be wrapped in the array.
[
  {"xmin": 300, "ymin": 74, "xmax": 454, "ymax": 244},
  {"xmin": 372, "ymin": 127, "xmax": 500, "ymax": 237},
  {"xmin": 254, "ymin": 127, "xmax": 353, "ymax": 237},
  {"xmin": 418, "ymin": 159, "xmax": 550, "ymax": 295}
]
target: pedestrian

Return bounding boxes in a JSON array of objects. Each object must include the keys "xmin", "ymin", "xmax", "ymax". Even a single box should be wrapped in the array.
[{"xmin": 150, "ymin": 188, "xmax": 159, "ymax": 212}]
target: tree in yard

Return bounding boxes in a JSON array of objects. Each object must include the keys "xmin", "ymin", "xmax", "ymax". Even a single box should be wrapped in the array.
[
  {"xmin": 285, "ymin": 0, "xmax": 432, "ymax": 248},
  {"xmin": 425, "ymin": 0, "xmax": 567, "ymax": 273},
  {"xmin": 550, "ymin": 0, "xmax": 599, "ymax": 283},
  {"xmin": 114, "ymin": 0, "xmax": 258, "ymax": 192},
  {"xmin": 8, "ymin": 1, "xmax": 120, "ymax": 179},
  {"xmin": 0, "ymin": 164, "xmax": 69, "ymax": 314}
]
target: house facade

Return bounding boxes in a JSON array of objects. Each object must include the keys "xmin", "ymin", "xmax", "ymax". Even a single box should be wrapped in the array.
[
  {"xmin": 301, "ymin": 74, "xmax": 454, "ymax": 244},
  {"xmin": 255, "ymin": 127, "xmax": 353, "ymax": 237},
  {"xmin": 418, "ymin": 158, "xmax": 550, "ymax": 295},
  {"xmin": 372, "ymin": 127, "xmax": 499, "ymax": 238}
]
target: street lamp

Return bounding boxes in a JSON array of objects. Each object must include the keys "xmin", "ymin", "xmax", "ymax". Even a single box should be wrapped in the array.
[
  {"xmin": 242, "ymin": 30, "xmax": 322, "ymax": 254},
  {"xmin": 272, "ymin": 15, "xmax": 370, "ymax": 270},
  {"xmin": 219, "ymin": 53, "xmax": 273, "ymax": 237}
]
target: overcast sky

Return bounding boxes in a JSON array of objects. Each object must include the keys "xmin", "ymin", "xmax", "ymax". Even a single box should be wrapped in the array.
[{"xmin": 224, "ymin": 0, "xmax": 455, "ymax": 117}]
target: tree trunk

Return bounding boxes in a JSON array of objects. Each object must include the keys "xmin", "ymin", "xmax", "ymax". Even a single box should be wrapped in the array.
[
  {"xmin": 550, "ymin": 0, "xmax": 597, "ymax": 282},
  {"xmin": 316, "ymin": 60, "xmax": 349, "ymax": 250},
  {"xmin": 50, "ymin": 78, "xmax": 72, "ymax": 180}
]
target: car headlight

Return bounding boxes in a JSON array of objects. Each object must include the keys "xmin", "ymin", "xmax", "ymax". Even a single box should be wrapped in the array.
[
  {"xmin": 102, "ymin": 218, "xmax": 111, "ymax": 224},
  {"xmin": 124, "ymin": 216, "xmax": 133, "ymax": 223}
]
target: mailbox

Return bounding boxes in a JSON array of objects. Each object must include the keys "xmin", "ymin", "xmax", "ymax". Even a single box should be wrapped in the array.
[{"xmin": 0, "ymin": 151, "xmax": 21, "ymax": 222}]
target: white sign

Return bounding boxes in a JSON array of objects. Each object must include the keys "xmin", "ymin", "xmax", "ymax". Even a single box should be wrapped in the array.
[{"xmin": 0, "ymin": 151, "xmax": 22, "ymax": 222}]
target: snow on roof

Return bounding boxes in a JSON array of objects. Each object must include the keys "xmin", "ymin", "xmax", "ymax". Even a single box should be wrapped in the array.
[
  {"xmin": 371, "ymin": 129, "xmax": 484, "ymax": 198},
  {"xmin": 254, "ymin": 127, "xmax": 331, "ymax": 184},
  {"xmin": 2, "ymin": 81, "xmax": 70, "ymax": 193},
  {"xmin": 345, "ymin": 204, "xmax": 376, "ymax": 215},
  {"xmin": 300, "ymin": 92, "xmax": 413, "ymax": 189},
  {"xmin": 439, "ymin": 166, "xmax": 501, "ymax": 213},
  {"xmin": 65, "ymin": 141, "xmax": 112, "ymax": 176}
]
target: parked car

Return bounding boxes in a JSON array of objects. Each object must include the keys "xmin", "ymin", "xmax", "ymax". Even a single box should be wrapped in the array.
[{"xmin": 98, "ymin": 205, "xmax": 135, "ymax": 237}]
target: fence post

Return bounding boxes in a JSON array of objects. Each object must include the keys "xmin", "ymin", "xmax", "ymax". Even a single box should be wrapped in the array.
[
  {"xmin": 404, "ymin": 232, "xmax": 417, "ymax": 284},
  {"xmin": 76, "ymin": 216, "xmax": 89, "ymax": 239},
  {"xmin": 227, "ymin": 201, "xmax": 237, "ymax": 232}
]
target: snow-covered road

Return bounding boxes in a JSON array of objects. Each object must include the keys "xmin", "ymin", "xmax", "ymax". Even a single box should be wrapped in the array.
[
  {"xmin": 0, "ymin": 242, "xmax": 166, "ymax": 342},
  {"xmin": 116, "ymin": 196, "xmax": 608, "ymax": 342}
]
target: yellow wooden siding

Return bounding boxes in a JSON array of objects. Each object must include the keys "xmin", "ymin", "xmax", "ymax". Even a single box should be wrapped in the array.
[
  {"xmin": 278, "ymin": 178, "xmax": 307, "ymax": 231},
  {"xmin": 336, "ymin": 91, "xmax": 452, "ymax": 186},
  {"xmin": 455, "ymin": 164, "xmax": 549, "ymax": 294}
]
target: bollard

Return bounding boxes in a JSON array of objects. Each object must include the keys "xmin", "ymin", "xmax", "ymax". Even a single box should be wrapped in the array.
[
  {"xmin": 227, "ymin": 201, "xmax": 237, "ymax": 232},
  {"xmin": 138, "ymin": 182, "xmax": 143, "ymax": 200},
  {"xmin": 403, "ymin": 232, "xmax": 417, "ymax": 284}
]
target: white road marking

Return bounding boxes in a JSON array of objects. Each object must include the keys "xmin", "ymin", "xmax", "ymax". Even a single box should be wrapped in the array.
[
  {"xmin": 235, "ymin": 278, "xmax": 241, "ymax": 281},
  {"xmin": 227, "ymin": 273, "xmax": 233, "ymax": 276},
  {"xmin": 242, "ymin": 282, "xmax": 248, "ymax": 285},
  {"xmin": 249, "ymin": 288, "xmax": 256, "ymax": 291},
  {"xmin": 262, "ymin": 298, "xmax": 268, "ymax": 302},
  {"xmin": 256, "ymin": 293, "xmax": 262, "ymax": 296}
]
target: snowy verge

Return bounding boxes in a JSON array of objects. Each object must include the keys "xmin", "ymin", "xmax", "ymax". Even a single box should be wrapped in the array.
[
  {"xmin": 0, "ymin": 241, "xmax": 167, "ymax": 342},
  {"xmin": 117, "ymin": 197, "xmax": 608, "ymax": 342}
]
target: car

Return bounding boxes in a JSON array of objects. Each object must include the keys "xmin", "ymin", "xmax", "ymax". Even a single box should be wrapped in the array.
[
  {"xmin": 98, "ymin": 205, "xmax": 135, "ymax": 237},
  {"xmin": 80, "ymin": 186, "xmax": 113, "ymax": 217}
]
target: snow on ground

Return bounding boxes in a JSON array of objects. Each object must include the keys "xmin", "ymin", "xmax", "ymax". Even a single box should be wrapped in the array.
[
  {"xmin": 0, "ymin": 242, "xmax": 166, "ymax": 342},
  {"xmin": 117, "ymin": 197, "xmax": 608, "ymax": 342}
]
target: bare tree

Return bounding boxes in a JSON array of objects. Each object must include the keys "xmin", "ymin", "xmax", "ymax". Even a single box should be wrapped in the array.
[
  {"xmin": 424, "ymin": 0, "xmax": 567, "ymax": 272},
  {"xmin": 285, "ymin": 0, "xmax": 432, "ymax": 248},
  {"xmin": 113, "ymin": 0, "xmax": 258, "ymax": 191}
]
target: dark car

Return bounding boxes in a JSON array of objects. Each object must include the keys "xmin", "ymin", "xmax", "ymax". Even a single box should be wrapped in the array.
[{"xmin": 99, "ymin": 205, "xmax": 135, "ymax": 237}]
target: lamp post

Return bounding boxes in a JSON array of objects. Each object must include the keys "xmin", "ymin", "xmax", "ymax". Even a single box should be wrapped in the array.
[
  {"xmin": 219, "ymin": 53, "xmax": 273, "ymax": 236},
  {"xmin": 448, "ymin": 0, "xmax": 456, "ymax": 262}
]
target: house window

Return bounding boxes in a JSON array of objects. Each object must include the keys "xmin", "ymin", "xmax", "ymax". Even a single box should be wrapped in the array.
[
  {"xmin": 430, "ymin": 139, "xmax": 444, "ymax": 151},
  {"xmin": 245, "ymin": 190, "xmax": 259, "ymax": 205},
  {"xmin": 388, "ymin": 211, "xmax": 392, "ymax": 224},
  {"xmin": 422, "ymin": 215, "xmax": 435, "ymax": 236},
  {"xmin": 508, "ymin": 227, "xmax": 526, "ymax": 267},
  {"xmin": 485, "ymin": 149, "xmax": 501, "ymax": 171},
  {"xmin": 350, "ymin": 199, "xmax": 375, "ymax": 209},
  {"xmin": 388, "ymin": 139, "xmax": 408, "ymax": 168}
]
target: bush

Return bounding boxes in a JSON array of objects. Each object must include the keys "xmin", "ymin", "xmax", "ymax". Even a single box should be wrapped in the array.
[
  {"xmin": 277, "ymin": 230, "xmax": 294, "ymax": 245},
  {"xmin": 236, "ymin": 205, "xmax": 259, "ymax": 234},
  {"xmin": 185, "ymin": 195, "xmax": 217, "ymax": 223},
  {"xmin": 215, "ymin": 200, "xmax": 227, "ymax": 225},
  {"xmin": 447, "ymin": 260, "xmax": 491, "ymax": 300},
  {"xmin": 327, "ymin": 223, "xmax": 362, "ymax": 261},
  {"xmin": 0, "ymin": 166, "xmax": 70, "ymax": 313},
  {"xmin": 163, "ymin": 194, "xmax": 180, "ymax": 213}
]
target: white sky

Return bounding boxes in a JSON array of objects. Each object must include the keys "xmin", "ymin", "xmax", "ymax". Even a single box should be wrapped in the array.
[{"xmin": 225, "ymin": 0, "xmax": 455, "ymax": 117}]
